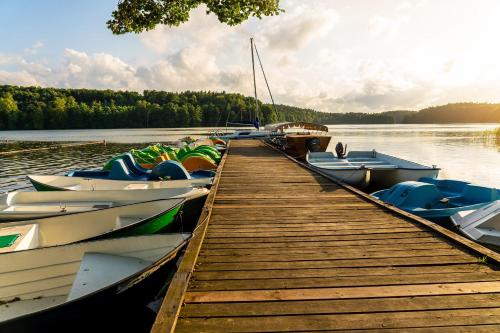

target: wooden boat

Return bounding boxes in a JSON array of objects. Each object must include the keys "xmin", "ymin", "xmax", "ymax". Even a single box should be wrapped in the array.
[
  {"xmin": 0, "ymin": 187, "xmax": 209, "ymax": 221},
  {"xmin": 371, "ymin": 179, "xmax": 499, "ymax": 223},
  {"xmin": 28, "ymin": 174, "xmax": 212, "ymax": 191},
  {"xmin": 0, "ymin": 234, "xmax": 188, "ymax": 332},
  {"xmin": 307, "ymin": 150, "xmax": 439, "ymax": 188},
  {"xmin": 266, "ymin": 122, "xmax": 331, "ymax": 159},
  {"xmin": 451, "ymin": 200, "xmax": 500, "ymax": 247},
  {"xmin": 0, "ymin": 198, "xmax": 185, "ymax": 253}
]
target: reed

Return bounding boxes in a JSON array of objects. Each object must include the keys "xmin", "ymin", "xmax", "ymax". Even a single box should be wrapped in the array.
[{"xmin": 480, "ymin": 127, "xmax": 500, "ymax": 138}]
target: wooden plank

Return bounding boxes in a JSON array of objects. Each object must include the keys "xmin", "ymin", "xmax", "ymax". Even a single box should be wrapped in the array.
[
  {"xmin": 182, "ymin": 293, "xmax": 500, "ymax": 317},
  {"xmin": 203, "ymin": 232, "xmax": 439, "ymax": 244},
  {"xmin": 176, "ymin": 308, "xmax": 500, "ymax": 332},
  {"xmin": 150, "ymin": 143, "xmax": 230, "ymax": 333},
  {"xmin": 199, "ymin": 243, "xmax": 455, "ymax": 256},
  {"xmin": 197, "ymin": 248, "xmax": 464, "ymax": 263},
  {"xmin": 184, "ymin": 281, "xmax": 500, "ymax": 303},
  {"xmin": 208, "ymin": 223, "xmax": 419, "ymax": 232},
  {"xmin": 209, "ymin": 221, "xmax": 414, "ymax": 228},
  {"xmin": 189, "ymin": 272, "xmax": 500, "ymax": 291},
  {"xmin": 202, "ymin": 237, "xmax": 445, "ymax": 249},
  {"xmin": 193, "ymin": 264, "xmax": 491, "ymax": 281},
  {"xmin": 195, "ymin": 255, "xmax": 478, "ymax": 271},
  {"xmin": 205, "ymin": 227, "xmax": 423, "ymax": 238},
  {"xmin": 212, "ymin": 203, "xmax": 375, "ymax": 209}
]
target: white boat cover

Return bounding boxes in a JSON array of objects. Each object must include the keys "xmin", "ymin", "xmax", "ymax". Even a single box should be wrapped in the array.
[{"xmin": 264, "ymin": 122, "xmax": 328, "ymax": 133}]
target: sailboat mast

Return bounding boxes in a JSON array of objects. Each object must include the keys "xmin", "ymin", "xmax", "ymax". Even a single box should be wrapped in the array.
[{"xmin": 250, "ymin": 38, "xmax": 259, "ymax": 122}]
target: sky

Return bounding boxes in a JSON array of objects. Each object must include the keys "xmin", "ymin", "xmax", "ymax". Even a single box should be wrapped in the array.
[{"xmin": 1, "ymin": 0, "xmax": 500, "ymax": 113}]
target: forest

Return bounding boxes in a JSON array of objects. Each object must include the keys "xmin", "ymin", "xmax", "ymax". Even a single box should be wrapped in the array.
[{"xmin": 0, "ymin": 85, "xmax": 498, "ymax": 130}]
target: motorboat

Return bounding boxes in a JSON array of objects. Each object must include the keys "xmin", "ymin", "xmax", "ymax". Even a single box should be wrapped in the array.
[
  {"xmin": 266, "ymin": 122, "xmax": 331, "ymax": 159},
  {"xmin": 307, "ymin": 150, "xmax": 439, "ymax": 188}
]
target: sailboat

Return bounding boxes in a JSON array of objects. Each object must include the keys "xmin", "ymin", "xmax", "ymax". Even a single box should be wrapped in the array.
[{"xmin": 219, "ymin": 38, "xmax": 284, "ymax": 140}]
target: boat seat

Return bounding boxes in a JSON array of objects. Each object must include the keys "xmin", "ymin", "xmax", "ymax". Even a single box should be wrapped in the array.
[
  {"xmin": 366, "ymin": 164, "xmax": 398, "ymax": 169},
  {"xmin": 109, "ymin": 159, "xmax": 148, "ymax": 181},
  {"xmin": 0, "ymin": 224, "xmax": 39, "ymax": 253},
  {"xmin": 419, "ymin": 177, "xmax": 470, "ymax": 197},
  {"xmin": 115, "ymin": 216, "xmax": 144, "ymax": 229},
  {"xmin": 452, "ymin": 185, "xmax": 500, "ymax": 205},
  {"xmin": 124, "ymin": 184, "xmax": 149, "ymax": 190},
  {"xmin": 67, "ymin": 253, "xmax": 152, "ymax": 301},
  {"xmin": 122, "ymin": 153, "xmax": 151, "ymax": 176},
  {"xmin": 151, "ymin": 160, "xmax": 191, "ymax": 180}
]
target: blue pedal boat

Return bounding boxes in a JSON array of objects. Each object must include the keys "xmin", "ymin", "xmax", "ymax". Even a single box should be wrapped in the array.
[
  {"xmin": 371, "ymin": 178, "xmax": 500, "ymax": 223},
  {"xmin": 68, "ymin": 153, "xmax": 215, "ymax": 181}
]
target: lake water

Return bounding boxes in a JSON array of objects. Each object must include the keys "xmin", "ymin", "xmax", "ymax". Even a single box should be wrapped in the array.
[{"xmin": 0, "ymin": 124, "xmax": 498, "ymax": 192}]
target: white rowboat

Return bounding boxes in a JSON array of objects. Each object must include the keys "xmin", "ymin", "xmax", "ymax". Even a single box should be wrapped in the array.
[
  {"xmin": 28, "ymin": 174, "xmax": 212, "ymax": 191},
  {"xmin": 307, "ymin": 150, "xmax": 439, "ymax": 188},
  {"xmin": 0, "ymin": 198, "xmax": 185, "ymax": 253},
  {"xmin": 0, "ymin": 187, "xmax": 208, "ymax": 221},
  {"xmin": 0, "ymin": 234, "xmax": 188, "ymax": 327}
]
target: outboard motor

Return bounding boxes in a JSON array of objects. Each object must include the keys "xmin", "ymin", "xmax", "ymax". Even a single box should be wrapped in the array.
[
  {"xmin": 335, "ymin": 142, "xmax": 347, "ymax": 159},
  {"xmin": 305, "ymin": 137, "xmax": 322, "ymax": 152}
]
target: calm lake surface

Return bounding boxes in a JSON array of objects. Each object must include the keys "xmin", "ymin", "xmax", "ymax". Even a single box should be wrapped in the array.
[{"xmin": 0, "ymin": 124, "xmax": 498, "ymax": 192}]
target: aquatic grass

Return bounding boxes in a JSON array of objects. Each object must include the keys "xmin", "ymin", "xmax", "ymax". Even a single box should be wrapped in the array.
[
  {"xmin": 480, "ymin": 127, "xmax": 500, "ymax": 138},
  {"xmin": 477, "ymin": 256, "xmax": 488, "ymax": 264},
  {"xmin": 477, "ymin": 127, "xmax": 500, "ymax": 146}
]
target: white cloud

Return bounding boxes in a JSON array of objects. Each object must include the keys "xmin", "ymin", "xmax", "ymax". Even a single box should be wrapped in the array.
[
  {"xmin": 0, "ymin": 70, "xmax": 39, "ymax": 86},
  {"xmin": 261, "ymin": 4, "xmax": 339, "ymax": 51},
  {"xmin": 1, "ymin": 1, "xmax": 500, "ymax": 113},
  {"xmin": 368, "ymin": 15, "xmax": 409, "ymax": 39},
  {"xmin": 25, "ymin": 41, "xmax": 44, "ymax": 55}
]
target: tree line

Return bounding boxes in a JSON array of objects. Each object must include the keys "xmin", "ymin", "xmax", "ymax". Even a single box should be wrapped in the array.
[
  {"xmin": 0, "ymin": 85, "xmax": 498, "ymax": 130},
  {"xmin": 402, "ymin": 103, "xmax": 500, "ymax": 123}
]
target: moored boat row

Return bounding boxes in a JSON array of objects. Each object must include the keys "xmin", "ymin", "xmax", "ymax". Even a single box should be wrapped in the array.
[{"xmin": 0, "ymin": 137, "xmax": 226, "ymax": 331}]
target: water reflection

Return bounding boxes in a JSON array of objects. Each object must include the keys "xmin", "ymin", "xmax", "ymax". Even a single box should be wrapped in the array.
[
  {"xmin": 0, "ymin": 143, "xmax": 138, "ymax": 192},
  {"xmin": 0, "ymin": 124, "xmax": 498, "ymax": 191}
]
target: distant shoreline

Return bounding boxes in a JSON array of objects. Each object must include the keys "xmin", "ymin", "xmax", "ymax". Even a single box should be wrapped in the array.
[{"xmin": 1, "ymin": 85, "xmax": 499, "ymax": 131}]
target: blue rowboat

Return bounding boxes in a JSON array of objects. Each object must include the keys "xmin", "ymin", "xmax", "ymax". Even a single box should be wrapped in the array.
[{"xmin": 371, "ymin": 178, "xmax": 500, "ymax": 223}]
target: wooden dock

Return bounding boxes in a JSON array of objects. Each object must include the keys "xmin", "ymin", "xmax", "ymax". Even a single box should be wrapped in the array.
[{"xmin": 152, "ymin": 140, "xmax": 500, "ymax": 333}]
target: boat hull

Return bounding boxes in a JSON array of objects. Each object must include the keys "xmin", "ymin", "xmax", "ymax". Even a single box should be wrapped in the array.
[
  {"xmin": 284, "ymin": 135, "xmax": 331, "ymax": 159},
  {"xmin": 28, "ymin": 175, "xmax": 212, "ymax": 191},
  {"xmin": 0, "ymin": 199, "xmax": 185, "ymax": 251},
  {"xmin": 0, "ymin": 188, "xmax": 208, "ymax": 222},
  {"xmin": 370, "ymin": 168, "xmax": 440, "ymax": 188},
  {"xmin": 309, "ymin": 165, "xmax": 369, "ymax": 188}
]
